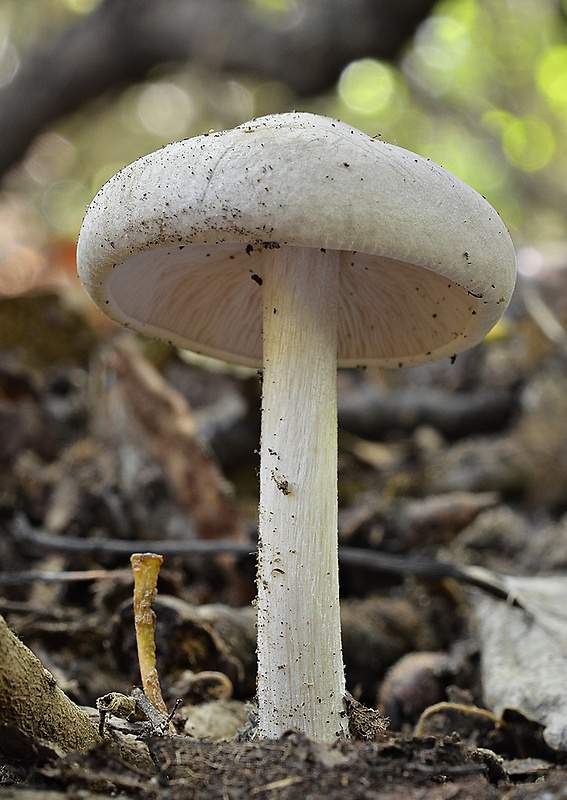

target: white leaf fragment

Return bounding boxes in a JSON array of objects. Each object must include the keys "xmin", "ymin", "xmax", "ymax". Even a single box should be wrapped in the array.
[{"xmin": 473, "ymin": 576, "xmax": 567, "ymax": 750}]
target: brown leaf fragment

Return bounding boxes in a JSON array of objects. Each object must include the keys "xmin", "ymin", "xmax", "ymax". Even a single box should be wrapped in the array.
[
  {"xmin": 388, "ymin": 491, "xmax": 501, "ymax": 550},
  {"xmin": 339, "ymin": 490, "xmax": 500, "ymax": 556},
  {"xmin": 89, "ymin": 336, "xmax": 249, "ymax": 601},
  {"xmin": 344, "ymin": 691, "xmax": 389, "ymax": 741},
  {"xmin": 94, "ymin": 335, "xmax": 247, "ymax": 544}
]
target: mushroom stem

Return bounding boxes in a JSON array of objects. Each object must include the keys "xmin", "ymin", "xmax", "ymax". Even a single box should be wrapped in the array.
[{"xmin": 257, "ymin": 245, "xmax": 347, "ymax": 741}]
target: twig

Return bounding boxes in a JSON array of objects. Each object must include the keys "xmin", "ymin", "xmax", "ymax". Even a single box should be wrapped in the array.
[
  {"xmin": 0, "ymin": 568, "xmax": 132, "ymax": 585},
  {"xmin": 95, "ymin": 688, "xmax": 180, "ymax": 737},
  {"xmin": 9, "ymin": 513, "xmax": 519, "ymax": 606},
  {"xmin": 11, "ymin": 512, "xmax": 253, "ymax": 557}
]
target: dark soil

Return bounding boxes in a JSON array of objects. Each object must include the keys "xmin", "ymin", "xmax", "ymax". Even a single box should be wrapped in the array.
[{"xmin": 5, "ymin": 730, "xmax": 567, "ymax": 799}]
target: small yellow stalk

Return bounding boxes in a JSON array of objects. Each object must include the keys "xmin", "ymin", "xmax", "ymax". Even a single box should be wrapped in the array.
[{"xmin": 130, "ymin": 552, "xmax": 175, "ymax": 733}]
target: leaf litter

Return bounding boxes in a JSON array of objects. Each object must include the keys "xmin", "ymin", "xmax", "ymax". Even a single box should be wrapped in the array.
[{"xmin": 1, "ymin": 262, "xmax": 567, "ymax": 796}]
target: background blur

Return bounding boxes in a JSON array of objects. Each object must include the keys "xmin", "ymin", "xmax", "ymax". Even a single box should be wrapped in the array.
[{"xmin": 0, "ymin": 0, "xmax": 566, "ymax": 295}]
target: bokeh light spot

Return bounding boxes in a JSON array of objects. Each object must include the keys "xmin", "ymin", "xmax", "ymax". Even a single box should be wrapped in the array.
[
  {"xmin": 137, "ymin": 82, "xmax": 196, "ymax": 139},
  {"xmin": 41, "ymin": 180, "xmax": 93, "ymax": 235},
  {"xmin": 62, "ymin": 0, "xmax": 101, "ymax": 13},
  {"xmin": 339, "ymin": 60, "xmax": 395, "ymax": 115},
  {"xmin": 501, "ymin": 116, "xmax": 555, "ymax": 172},
  {"xmin": 537, "ymin": 45, "xmax": 567, "ymax": 119}
]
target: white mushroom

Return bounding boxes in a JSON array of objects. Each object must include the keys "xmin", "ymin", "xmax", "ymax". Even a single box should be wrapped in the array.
[{"xmin": 76, "ymin": 112, "xmax": 517, "ymax": 742}]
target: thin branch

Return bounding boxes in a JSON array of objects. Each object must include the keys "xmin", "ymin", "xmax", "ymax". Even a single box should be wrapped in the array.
[{"xmin": 8, "ymin": 513, "xmax": 519, "ymax": 604}]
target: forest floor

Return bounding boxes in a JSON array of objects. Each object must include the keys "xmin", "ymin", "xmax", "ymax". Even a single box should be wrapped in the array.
[{"xmin": 1, "ymin": 258, "xmax": 567, "ymax": 798}]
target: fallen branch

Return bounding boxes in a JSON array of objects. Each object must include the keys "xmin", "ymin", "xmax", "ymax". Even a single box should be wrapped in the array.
[{"xmin": 0, "ymin": 614, "xmax": 101, "ymax": 761}]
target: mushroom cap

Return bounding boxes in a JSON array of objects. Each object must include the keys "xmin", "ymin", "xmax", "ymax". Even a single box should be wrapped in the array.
[{"xmin": 77, "ymin": 112, "xmax": 516, "ymax": 368}]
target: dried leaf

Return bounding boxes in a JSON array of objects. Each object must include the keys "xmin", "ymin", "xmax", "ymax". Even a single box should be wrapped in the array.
[
  {"xmin": 92, "ymin": 335, "xmax": 247, "ymax": 543},
  {"xmin": 472, "ymin": 576, "xmax": 567, "ymax": 750}
]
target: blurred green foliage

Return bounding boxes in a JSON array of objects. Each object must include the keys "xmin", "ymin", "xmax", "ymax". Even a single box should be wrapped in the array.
[{"xmin": 2, "ymin": 0, "xmax": 567, "ymax": 244}]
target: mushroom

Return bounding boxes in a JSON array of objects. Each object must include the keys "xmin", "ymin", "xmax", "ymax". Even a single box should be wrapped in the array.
[{"xmin": 76, "ymin": 112, "xmax": 516, "ymax": 742}]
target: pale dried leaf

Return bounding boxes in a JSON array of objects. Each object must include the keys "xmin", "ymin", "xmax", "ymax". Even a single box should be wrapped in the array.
[{"xmin": 472, "ymin": 576, "xmax": 567, "ymax": 750}]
